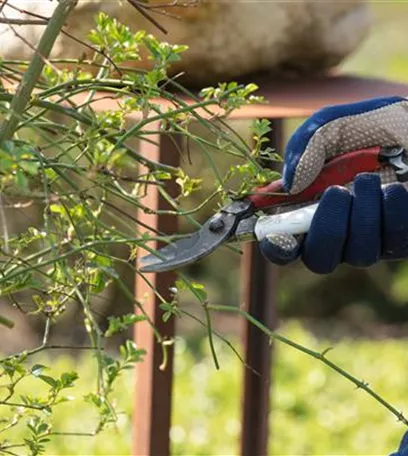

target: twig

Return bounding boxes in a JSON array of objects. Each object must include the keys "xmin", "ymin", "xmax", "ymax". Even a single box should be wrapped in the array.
[
  {"xmin": 179, "ymin": 308, "xmax": 260, "ymax": 376},
  {"xmin": 203, "ymin": 302, "xmax": 219, "ymax": 369},
  {"xmin": 0, "ymin": 0, "xmax": 9, "ymax": 15},
  {"xmin": 0, "ymin": 18, "xmax": 48, "ymax": 25},
  {"xmin": 60, "ymin": 28, "xmax": 122, "ymax": 76},
  {"xmin": 2, "ymin": 20, "xmax": 60, "ymax": 74},
  {"xmin": 0, "ymin": 0, "xmax": 78, "ymax": 143},
  {"xmin": 49, "ymin": 431, "xmax": 96, "ymax": 437},
  {"xmin": 209, "ymin": 304, "xmax": 408, "ymax": 426},
  {"xmin": 127, "ymin": 0, "xmax": 168, "ymax": 35},
  {"xmin": 0, "ymin": 401, "xmax": 44, "ymax": 410},
  {"xmin": 0, "ymin": 343, "xmax": 97, "ymax": 363},
  {"xmin": 0, "ymin": 0, "xmax": 48, "ymax": 20},
  {"xmin": 0, "ymin": 194, "xmax": 9, "ymax": 254}
]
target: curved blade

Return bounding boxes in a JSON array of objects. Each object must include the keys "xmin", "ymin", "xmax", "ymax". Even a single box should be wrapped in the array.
[
  {"xmin": 140, "ymin": 212, "xmax": 239, "ymax": 273},
  {"xmin": 232, "ymin": 216, "xmax": 257, "ymax": 242}
]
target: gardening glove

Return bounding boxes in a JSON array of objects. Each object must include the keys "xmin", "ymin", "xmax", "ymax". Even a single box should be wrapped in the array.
[
  {"xmin": 390, "ymin": 430, "xmax": 408, "ymax": 456},
  {"xmin": 259, "ymin": 96, "xmax": 408, "ymax": 274}
]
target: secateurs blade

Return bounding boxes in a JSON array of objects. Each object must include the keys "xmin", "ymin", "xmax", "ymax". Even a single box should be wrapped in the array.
[{"xmin": 140, "ymin": 145, "xmax": 408, "ymax": 273}]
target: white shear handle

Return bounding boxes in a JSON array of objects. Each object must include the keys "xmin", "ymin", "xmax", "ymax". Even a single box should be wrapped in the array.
[{"xmin": 254, "ymin": 203, "xmax": 318, "ymax": 240}]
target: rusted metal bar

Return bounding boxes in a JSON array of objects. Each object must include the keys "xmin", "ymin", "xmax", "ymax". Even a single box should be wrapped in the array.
[
  {"xmin": 240, "ymin": 119, "xmax": 283, "ymax": 456},
  {"xmin": 134, "ymin": 131, "xmax": 181, "ymax": 456}
]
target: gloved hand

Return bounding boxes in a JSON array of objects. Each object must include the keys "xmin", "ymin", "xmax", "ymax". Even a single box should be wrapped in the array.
[
  {"xmin": 259, "ymin": 96, "xmax": 408, "ymax": 274},
  {"xmin": 390, "ymin": 430, "xmax": 408, "ymax": 456}
]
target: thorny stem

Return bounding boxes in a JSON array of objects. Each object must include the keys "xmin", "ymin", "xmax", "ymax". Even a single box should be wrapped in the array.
[
  {"xmin": 209, "ymin": 304, "xmax": 408, "ymax": 426},
  {"xmin": 179, "ymin": 309, "xmax": 257, "ymax": 374}
]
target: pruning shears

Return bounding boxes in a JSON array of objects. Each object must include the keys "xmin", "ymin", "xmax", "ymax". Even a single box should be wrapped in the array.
[{"xmin": 140, "ymin": 145, "xmax": 408, "ymax": 273}]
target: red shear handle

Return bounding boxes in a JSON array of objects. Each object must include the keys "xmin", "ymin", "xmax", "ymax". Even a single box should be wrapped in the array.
[{"xmin": 248, "ymin": 146, "xmax": 382, "ymax": 210}]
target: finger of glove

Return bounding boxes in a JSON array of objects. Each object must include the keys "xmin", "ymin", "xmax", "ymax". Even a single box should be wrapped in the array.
[
  {"xmin": 398, "ymin": 431, "xmax": 408, "ymax": 455},
  {"xmin": 343, "ymin": 173, "xmax": 382, "ymax": 267},
  {"xmin": 283, "ymin": 96, "xmax": 408, "ymax": 194},
  {"xmin": 302, "ymin": 186, "xmax": 351, "ymax": 274},
  {"xmin": 259, "ymin": 233, "xmax": 302, "ymax": 266},
  {"xmin": 382, "ymin": 183, "xmax": 408, "ymax": 259},
  {"xmin": 389, "ymin": 430, "xmax": 408, "ymax": 456}
]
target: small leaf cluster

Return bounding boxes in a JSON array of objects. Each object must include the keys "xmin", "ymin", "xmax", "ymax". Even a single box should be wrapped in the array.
[
  {"xmin": 200, "ymin": 82, "xmax": 264, "ymax": 115},
  {"xmin": 0, "ymin": 355, "xmax": 78, "ymax": 455},
  {"xmin": 220, "ymin": 119, "xmax": 283, "ymax": 198},
  {"xmin": 85, "ymin": 340, "xmax": 145, "ymax": 433}
]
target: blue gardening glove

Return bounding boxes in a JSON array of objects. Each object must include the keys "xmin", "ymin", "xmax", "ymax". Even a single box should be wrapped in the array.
[
  {"xmin": 260, "ymin": 96, "xmax": 408, "ymax": 274},
  {"xmin": 390, "ymin": 430, "xmax": 408, "ymax": 456}
]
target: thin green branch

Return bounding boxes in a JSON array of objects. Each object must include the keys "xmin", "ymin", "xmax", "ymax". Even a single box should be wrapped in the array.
[
  {"xmin": 209, "ymin": 304, "xmax": 408, "ymax": 426},
  {"xmin": 202, "ymin": 303, "xmax": 219, "ymax": 370},
  {"xmin": 0, "ymin": 401, "xmax": 44, "ymax": 410}
]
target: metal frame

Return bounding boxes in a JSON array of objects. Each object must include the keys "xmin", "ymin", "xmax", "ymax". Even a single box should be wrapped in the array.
[
  {"xmin": 134, "ymin": 132, "xmax": 181, "ymax": 456},
  {"xmin": 240, "ymin": 120, "xmax": 283, "ymax": 456}
]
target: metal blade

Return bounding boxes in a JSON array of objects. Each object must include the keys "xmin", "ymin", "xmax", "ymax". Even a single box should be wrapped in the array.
[
  {"xmin": 139, "ymin": 212, "xmax": 239, "ymax": 273},
  {"xmin": 232, "ymin": 215, "xmax": 257, "ymax": 242},
  {"xmin": 139, "ymin": 232, "xmax": 201, "ymax": 270}
]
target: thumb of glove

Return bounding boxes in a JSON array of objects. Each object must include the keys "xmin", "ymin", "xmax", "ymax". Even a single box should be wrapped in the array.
[{"xmin": 259, "ymin": 233, "xmax": 303, "ymax": 265}]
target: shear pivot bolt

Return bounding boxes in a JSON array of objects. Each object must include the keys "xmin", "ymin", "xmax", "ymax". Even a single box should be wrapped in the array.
[{"xmin": 209, "ymin": 216, "xmax": 225, "ymax": 232}]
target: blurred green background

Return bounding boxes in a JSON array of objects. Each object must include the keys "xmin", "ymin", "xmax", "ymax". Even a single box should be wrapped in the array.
[
  {"xmin": 3, "ymin": 1, "xmax": 408, "ymax": 454},
  {"xmin": 4, "ymin": 323, "xmax": 408, "ymax": 455}
]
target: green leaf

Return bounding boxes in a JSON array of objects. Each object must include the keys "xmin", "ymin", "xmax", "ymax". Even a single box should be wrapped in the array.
[
  {"xmin": 84, "ymin": 392, "xmax": 103, "ymax": 408},
  {"xmin": 253, "ymin": 119, "xmax": 271, "ymax": 138},
  {"xmin": 60, "ymin": 372, "xmax": 78, "ymax": 388},
  {"xmin": 175, "ymin": 279, "xmax": 188, "ymax": 292},
  {"xmin": 0, "ymin": 315, "xmax": 14, "ymax": 328},
  {"xmin": 120, "ymin": 340, "xmax": 146, "ymax": 364},
  {"xmin": 20, "ymin": 160, "xmax": 39, "ymax": 176},
  {"xmin": 49, "ymin": 204, "xmax": 63, "ymax": 214},
  {"xmin": 15, "ymin": 169, "xmax": 28, "ymax": 189},
  {"xmin": 154, "ymin": 171, "xmax": 172, "ymax": 180},
  {"xmin": 105, "ymin": 314, "xmax": 147, "ymax": 337},
  {"xmin": 175, "ymin": 169, "xmax": 202, "ymax": 197},
  {"xmin": 31, "ymin": 364, "xmax": 47, "ymax": 377},
  {"xmin": 38, "ymin": 375, "xmax": 58, "ymax": 388},
  {"xmin": 37, "ymin": 422, "xmax": 50, "ymax": 434},
  {"xmin": 191, "ymin": 282, "xmax": 208, "ymax": 302},
  {"xmin": 159, "ymin": 302, "xmax": 173, "ymax": 312}
]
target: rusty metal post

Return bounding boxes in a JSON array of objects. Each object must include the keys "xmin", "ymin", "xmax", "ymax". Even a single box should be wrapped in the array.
[
  {"xmin": 240, "ymin": 119, "xmax": 283, "ymax": 456},
  {"xmin": 134, "ymin": 131, "xmax": 181, "ymax": 456}
]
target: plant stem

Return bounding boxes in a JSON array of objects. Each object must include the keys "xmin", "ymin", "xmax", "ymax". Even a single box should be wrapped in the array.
[
  {"xmin": 203, "ymin": 303, "xmax": 219, "ymax": 370},
  {"xmin": 208, "ymin": 304, "xmax": 408, "ymax": 427},
  {"xmin": 0, "ymin": 0, "xmax": 78, "ymax": 144}
]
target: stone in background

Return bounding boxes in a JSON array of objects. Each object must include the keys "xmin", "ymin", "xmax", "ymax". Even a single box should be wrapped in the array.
[{"xmin": 0, "ymin": 0, "xmax": 371, "ymax": 84}]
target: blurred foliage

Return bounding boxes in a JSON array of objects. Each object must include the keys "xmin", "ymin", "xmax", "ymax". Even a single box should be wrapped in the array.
[{"xmin": 1, "ymin": 322, "xmax": 407, "ymax": 455}]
